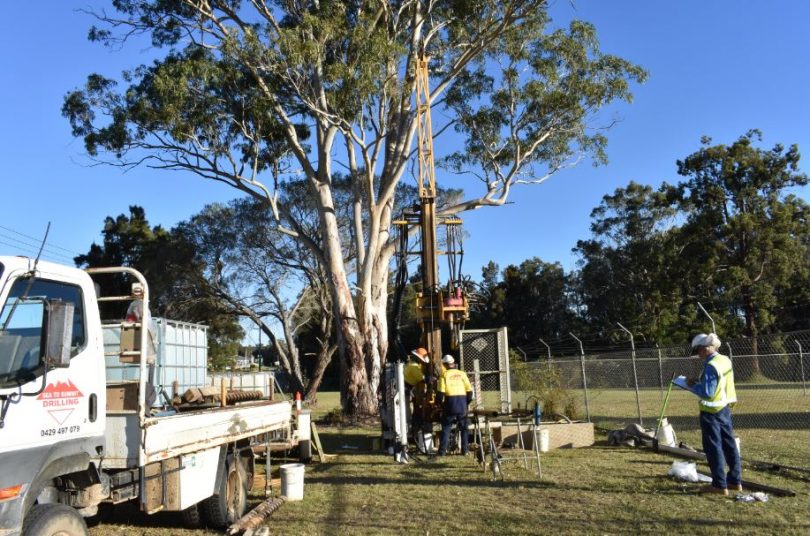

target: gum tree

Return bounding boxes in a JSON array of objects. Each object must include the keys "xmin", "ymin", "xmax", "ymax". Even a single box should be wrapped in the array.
[{"xmin": 63, "ymin": 0, "xmax": 645, "ymax": 414}]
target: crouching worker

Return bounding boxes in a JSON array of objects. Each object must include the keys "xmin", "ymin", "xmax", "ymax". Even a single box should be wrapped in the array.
[{"xmin": 437, "ymin": 355, "xmax": 472, "ymax": 455}]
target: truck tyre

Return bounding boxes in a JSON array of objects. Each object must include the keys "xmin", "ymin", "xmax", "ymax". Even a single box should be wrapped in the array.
[
  {"xmin": 200, "ymin": 459, "xmax": 247, "ymax": 528},
  {"xmin": 180, "ymin": 503, "xmax": 202, "ymax": 528},
  {"xmin": 22, "ymin": 504, "xmax": 88, "ymax": 536}
]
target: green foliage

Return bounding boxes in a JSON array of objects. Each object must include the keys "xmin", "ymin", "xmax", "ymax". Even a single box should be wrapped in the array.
[
  {"xmin": 574, "ymin": 182, "xmax": 688, "ymax": 343},
  {"xmin": 470, "ymin": 258, "xmax": 577, "ymax": 347},
  {"xmin": 670, "ymin": 130, "xmax": 810, "ymax": 339},
  {"xmin": 510, "ymin": 351, "xmax": 579, "ymax": 420},
  {"xmin": 63, "ymin": 0, "xmax": 648, "ymax": 415},
  {"xmin": 75, "ymin": 205, "xmax": 245, "ymax": 368},
  {"xmin": 571, "ymin": 132, "xmax": 810, "ymax": 347}
]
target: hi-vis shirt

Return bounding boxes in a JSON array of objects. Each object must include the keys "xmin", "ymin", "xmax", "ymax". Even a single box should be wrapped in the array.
[
  {"xmin": 695, "ymin": 353, "xmax": 737, "ymax": 413},
  {"xmin": 437, "ymin": 368, "xmax": 472, "ymax": 415},
  {"xmin": 404, "ymin": 361, "xmax": 425, "ymax": 387}
]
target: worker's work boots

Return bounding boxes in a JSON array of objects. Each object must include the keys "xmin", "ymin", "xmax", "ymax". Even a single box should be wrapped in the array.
[
  {"xmin": 699, "ymin": 485, "xmax": 728, "ymax": 496},
  {"xmin": 728, "ymin": 484, "xmax": 743, "ymax": 492}
]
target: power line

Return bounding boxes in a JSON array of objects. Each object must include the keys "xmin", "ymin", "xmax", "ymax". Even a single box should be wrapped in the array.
[
  {"xmin": 0, "ymin": 224, "xmax": 81, "ymax": 256},
  {"xmin": 0, "ymin": 238, "xmax": 74, "ymax": 265},
  {"xmin": 0, "ymin": 233, "xmax": 76, "ymax": 263}
]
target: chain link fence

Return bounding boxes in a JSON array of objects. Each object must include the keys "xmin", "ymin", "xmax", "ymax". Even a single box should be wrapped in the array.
[{"xmin": 523, "ymin": 330, "xmax": 810, "ymax": 470}]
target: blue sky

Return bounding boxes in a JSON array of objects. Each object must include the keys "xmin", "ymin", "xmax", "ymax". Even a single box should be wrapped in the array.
[{"xmin": 1, "ymin": 1, "xmax": 808, "ymax": 282}]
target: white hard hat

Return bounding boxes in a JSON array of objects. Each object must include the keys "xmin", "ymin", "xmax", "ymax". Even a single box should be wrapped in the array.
[
  {"xmin": 691, "ymin": 333, "xmax": 721, "ymax": 349},
  {"xmin": 442, "ymin": 355, "xmax": 455, "ymax": 365}
]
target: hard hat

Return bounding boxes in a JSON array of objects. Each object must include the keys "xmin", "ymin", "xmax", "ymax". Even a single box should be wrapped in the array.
[
  {"xmin": 691, "ymin": 333, "xmax": 721, "ymax": 349},
  {"xmin": 442, "ymin": 355, "xmax": 455, "ymax": 365},
  {"xmin": 411, "ymin": 347, "xmax": 429, "ymax": 363}
]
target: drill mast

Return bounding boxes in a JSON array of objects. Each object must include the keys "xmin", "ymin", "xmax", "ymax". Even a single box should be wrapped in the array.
[{"xmin": 397, "ymin": 55, "xmax": 469, "ymax": 369}]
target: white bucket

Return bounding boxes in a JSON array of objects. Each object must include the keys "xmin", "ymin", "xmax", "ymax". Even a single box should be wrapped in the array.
[
  {"xmin": 538, "ymin": 429, "xmax": 550, "ymax": 453},
  {"xmin": 280, "ymin": 463, "xmax": 305, "ymax": 501},
  {"xmin": 655, "ymin": 418, "xmax": 677, "ymax": 447}
]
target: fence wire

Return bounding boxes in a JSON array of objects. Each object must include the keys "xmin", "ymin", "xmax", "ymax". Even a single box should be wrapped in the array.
[{"xmin": 524, "ymin": 329, "xmax": 810, "ymax": 470}]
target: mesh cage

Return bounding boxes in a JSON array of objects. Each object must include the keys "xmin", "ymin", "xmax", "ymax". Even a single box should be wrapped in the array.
[{"xmin": 459, "ymin": 327, "xmax": 511, "ymax": 413}]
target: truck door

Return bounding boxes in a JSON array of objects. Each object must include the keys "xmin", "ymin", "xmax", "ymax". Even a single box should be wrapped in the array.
[{"xmin": 0, "ymin": 271, "xmax": 105, "ymax": 452}]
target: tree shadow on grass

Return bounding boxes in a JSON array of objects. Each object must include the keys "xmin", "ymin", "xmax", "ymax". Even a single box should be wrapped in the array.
[
  {"xmin": 89, "ymin": 502, "xmax": 219, "ymax": 533},
  {"xmin": 305, "ymin": 474, "xmax": 553, "ymax": 490}
]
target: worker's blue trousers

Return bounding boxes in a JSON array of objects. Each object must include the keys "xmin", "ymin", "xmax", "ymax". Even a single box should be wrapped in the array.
[
  {"xmin": 439, "ymin": 414, "xmax": 469, "ymax": 455},
  {"xmin": 700, "ymin": 406, "xmax": 741, "ymax": 489}
]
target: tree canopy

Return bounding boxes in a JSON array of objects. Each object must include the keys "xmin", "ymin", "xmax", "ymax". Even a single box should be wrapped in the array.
[
  {"xmin": 74, "ymin": 206, "xmax": 244, "ymax": 367},
  {"xmin": 63, "ymin": 0, "xmax": 646, "ymax": 414}
]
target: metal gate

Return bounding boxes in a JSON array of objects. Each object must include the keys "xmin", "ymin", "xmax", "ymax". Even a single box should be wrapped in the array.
[{"xmin": 459, "ymin": 327, "xmax": 511, "ymax": 413}]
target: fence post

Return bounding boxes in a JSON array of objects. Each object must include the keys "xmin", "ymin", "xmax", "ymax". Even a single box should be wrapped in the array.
[
  {"xmin": 538, "ymin": 338, "xmax": 552, "ymax": 371},
  {"xmin": 617, "ymin": 322, "xmax": 643, "ymax": 426},
  {"xmin": 569, "ymin": 333, "xmax": 591, "ymax": 422},
  {"xmin": 726, "ymin": 342, "xmax": 733, "ymax": 361},
  {"xmin": 656, "ymin": 343, "xmax": 664, "ymax": 401},
  {"xmin": 798, "ymin": 341, "xmax": 807, "ymax": 396},
  {"xmin": 516, "ymin": 347, "xmax": 527, "ymax": 362}
]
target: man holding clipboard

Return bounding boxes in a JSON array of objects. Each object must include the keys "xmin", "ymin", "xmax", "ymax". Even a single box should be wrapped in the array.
[{"xmin": 674, "ymin": 333, "xmax": 742, "ymax": 496}]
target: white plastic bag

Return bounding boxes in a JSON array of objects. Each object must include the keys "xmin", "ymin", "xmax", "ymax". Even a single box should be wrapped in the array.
[
  {"xmin": 668, "ymin": 461, "xmax": 698, "ymax": 482},
  {"xmin": 667, "ymin": 461, "xmax": 711, "ymax": 482}
]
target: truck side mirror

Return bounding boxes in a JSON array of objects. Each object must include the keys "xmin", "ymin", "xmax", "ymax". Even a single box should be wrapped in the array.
[{"xmin": 46, "ymin": 301, "xmax": 74, "ymax": 368}]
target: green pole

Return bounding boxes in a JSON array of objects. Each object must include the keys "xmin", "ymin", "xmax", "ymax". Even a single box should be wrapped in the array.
[{"xmin": 654, "ymin": 372, "xmax": 677, "ymax": 441}]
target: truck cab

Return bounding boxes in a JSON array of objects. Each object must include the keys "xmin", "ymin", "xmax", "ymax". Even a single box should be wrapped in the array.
[
  {"xmin": 0, "ymin": 256, "xmax": 106, "ymax": 535},
  {"xmin": 0, "ymin": 257, "xmax": 292, "ymax": 536}
]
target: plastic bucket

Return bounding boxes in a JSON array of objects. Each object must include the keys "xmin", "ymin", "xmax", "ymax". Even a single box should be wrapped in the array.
[
  {"xmin": 538, "ymin": 429, "xmax": 550, "ymax": 453},
  {"xmin": 655, "ymin": 418, "xmax": 677, "ymax": 447},
  {"xmin": 280, "ymin": 463, "xmax": 305, "ymax": 501}
]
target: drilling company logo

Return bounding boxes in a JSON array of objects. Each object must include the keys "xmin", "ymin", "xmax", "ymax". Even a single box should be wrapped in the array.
[{"xmin": 37, "ymin": 380, "xmax": 84, "ymax": 425}]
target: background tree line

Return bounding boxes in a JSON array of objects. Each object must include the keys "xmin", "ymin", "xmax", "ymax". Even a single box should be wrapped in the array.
[{"xmin": 472, "ymin": 131, "xmax": 810, "ymax": 355}]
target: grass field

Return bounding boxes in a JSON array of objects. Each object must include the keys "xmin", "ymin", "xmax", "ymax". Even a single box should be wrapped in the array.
[{"xmin": 87, "ymin": 392, "xmax": 810, "ymax": 536}]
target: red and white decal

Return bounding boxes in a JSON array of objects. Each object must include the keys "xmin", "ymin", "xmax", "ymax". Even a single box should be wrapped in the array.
[{"xmin": 37, "ymin": 380, "xmax": 84, "ymax": 425}]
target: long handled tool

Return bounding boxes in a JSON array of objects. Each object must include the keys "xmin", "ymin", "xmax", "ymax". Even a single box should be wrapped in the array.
[{"xmin": 654, "ymin": 373, "xmax": 677, "ymax": 443}]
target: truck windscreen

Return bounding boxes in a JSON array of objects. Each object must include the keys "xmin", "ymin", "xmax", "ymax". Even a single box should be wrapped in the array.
[{"xmin": 0, "ymin": 276, "xmax": 85, "ymax": 388}]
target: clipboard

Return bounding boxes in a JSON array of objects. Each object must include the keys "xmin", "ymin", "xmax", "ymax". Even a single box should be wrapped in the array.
[{"xmin": 672, "ymin": 375, "xmax": 692, "ymax": 391}]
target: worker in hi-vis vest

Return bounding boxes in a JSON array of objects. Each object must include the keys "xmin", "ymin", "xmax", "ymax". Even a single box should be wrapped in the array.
[
  {"xmin": 436, "ymin": 355, "xmax": 472, "ymax": 455},
  {"xmin": 687, "ymin": 333, "xmax": 742, "ymax": 495},
  {"xmin": 405, "ymin": 348, "xmax": 430, "ymax": 432}
]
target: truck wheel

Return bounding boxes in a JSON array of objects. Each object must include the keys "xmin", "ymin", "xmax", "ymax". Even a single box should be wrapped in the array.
[
  {"xmin": 22, "ymin": 504, "xmax": 88, "ymax": 536},
  {"xmin": 180, "ymin": 503, "xmax": 202, "ymax": 528},
  {"xmin": 200, "ymin": 459, "xmax": 247, "ymax": 528}
]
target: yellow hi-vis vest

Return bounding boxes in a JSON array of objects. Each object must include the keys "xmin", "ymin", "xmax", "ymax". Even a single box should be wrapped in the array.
[
  {"xmin": 438, "ymin": 368, "xmax": 472, "ymax": 397},
  {"xmin": 699, "ymin": 353, "xmax": 737, "ymax": 413},
  {"xmin": 404, "ymin": 361, "xmax": 425, "ymax": 387}
]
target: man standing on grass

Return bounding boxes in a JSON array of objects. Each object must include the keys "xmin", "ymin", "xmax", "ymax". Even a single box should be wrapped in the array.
[
  {"xmin": 436, "ymin": 355, "xmax": 472, "ymax": 456},
  {"xmin": 687, "ymin": 333, "xmax": 742, "ymax": 495}
]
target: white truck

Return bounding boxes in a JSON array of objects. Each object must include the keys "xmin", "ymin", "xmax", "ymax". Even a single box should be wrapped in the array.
[{"xmin": 0, "ymin": 257, "xmax": 293, "ymax": 536}]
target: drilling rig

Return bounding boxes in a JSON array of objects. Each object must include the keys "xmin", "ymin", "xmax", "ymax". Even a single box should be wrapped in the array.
[
  {"xmin": 393, "ymin": 54, "xmax": 469, "ymax": 372},
  {"xmin": 383, "ymin": 55, "xmax": 471, "ymax": 460}
]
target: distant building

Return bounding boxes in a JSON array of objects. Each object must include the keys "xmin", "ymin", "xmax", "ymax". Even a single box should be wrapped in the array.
[{"xmin": 233, "ymin": 355, "xmax": 254, "ymax": 370}]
